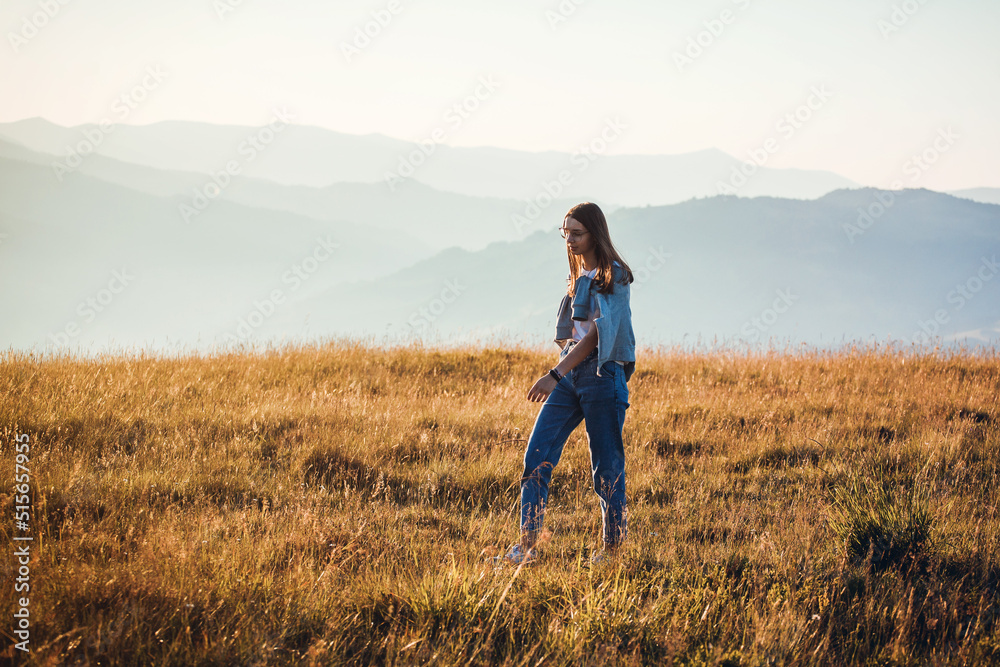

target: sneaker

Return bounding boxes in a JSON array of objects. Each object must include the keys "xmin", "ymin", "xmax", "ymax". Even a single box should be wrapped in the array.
[
  {"xmin": 494, "ymin": 543, "xmax": 538, "ymax": 565},
  {"xmin": 589, "ymin": 545, "xmax": 621, "ymax": 564}
]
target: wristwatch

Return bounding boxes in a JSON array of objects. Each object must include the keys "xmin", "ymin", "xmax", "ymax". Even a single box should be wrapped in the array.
[{"xmin": 548, "ymin": 368, "xmax": 563, "ymax": 382}]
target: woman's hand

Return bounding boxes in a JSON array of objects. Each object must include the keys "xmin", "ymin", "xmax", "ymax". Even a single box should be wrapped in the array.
[{"xmin": 527, "ymin": 374, "xmax": 559, "ymax": 402}]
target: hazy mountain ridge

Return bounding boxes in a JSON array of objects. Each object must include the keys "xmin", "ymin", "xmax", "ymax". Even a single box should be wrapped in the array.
[
  {"xmin": 1, "ymin": 119, "xmax": 997, "ymax": 354},
  {"xmin": 0, "ymin": 136, "xmax": 558, "ymax": 253},
  {"xmin": 286, "ymin": 188, "xmax": 1000, "ymax": 351},
  {"xmin": 949, "ymin": 187, "xmax": 1000, "ymax": 206},
  {"xmin": 0, "ymin": 117, "xmax": 858, "ymax": 208},
  {"xmin": 0, "ymin": 152, "xmax": 426, "ymax": 349}
]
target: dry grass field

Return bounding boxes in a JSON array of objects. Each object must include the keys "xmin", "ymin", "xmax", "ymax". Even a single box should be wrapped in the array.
[{"xmin": 1, "ymin": 339, "xmax": 998, "ymax": 665}]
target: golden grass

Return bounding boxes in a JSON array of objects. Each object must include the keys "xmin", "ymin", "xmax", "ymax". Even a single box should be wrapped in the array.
[{"xmin": 1, "ymin": 338, "xmax": 998, "ymax": 665}]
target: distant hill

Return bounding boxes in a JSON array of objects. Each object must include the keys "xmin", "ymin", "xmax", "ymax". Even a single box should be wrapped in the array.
[
  {"xmin": 949, "ymin": 188, "xmax": 1000, "ymax": 206},
  {"xmin": 265, "ymin": 188, "xmax": 1000, "ymax": 352},
  {"xmin": 0, "ymin": 137, "xmax": 578, "ymax": 253},
  {"xmin": 0, "ymin": 149, "xmax": 427, "ymax": 350},
  {"xmin": 0, "ymin": 117, "xmax": 858, "ymax": 207}
]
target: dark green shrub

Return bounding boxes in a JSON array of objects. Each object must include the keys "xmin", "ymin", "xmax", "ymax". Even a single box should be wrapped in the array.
[{"xmin": 828, "ymin": 460, "xmax": 933, "ymax": 571}]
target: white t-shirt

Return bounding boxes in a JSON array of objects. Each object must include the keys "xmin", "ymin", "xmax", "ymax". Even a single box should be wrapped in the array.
[{"xmin": 571, "ymin": 265, "xmax": 600, "ymax": 342}]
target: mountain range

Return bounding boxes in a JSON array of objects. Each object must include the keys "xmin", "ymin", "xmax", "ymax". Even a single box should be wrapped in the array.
[{"xmin": 0, "ymin": 118, "xmax": 997, "ymax": 355}]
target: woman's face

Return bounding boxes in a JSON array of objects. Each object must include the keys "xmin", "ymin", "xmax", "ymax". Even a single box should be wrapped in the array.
[{"xmin": 563, "ymin": 216, "xmax": 592, "ymax": 257}]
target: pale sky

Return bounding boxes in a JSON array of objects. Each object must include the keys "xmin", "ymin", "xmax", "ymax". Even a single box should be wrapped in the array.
[{"xmin": 2, "ymin": 0, "xmax": 998, "ymax": 190}]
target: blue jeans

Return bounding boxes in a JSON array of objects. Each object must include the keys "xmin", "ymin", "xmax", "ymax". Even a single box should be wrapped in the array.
[{"xmin": 520, "ymin": 343, "xmax": 630, "ymax": 546}]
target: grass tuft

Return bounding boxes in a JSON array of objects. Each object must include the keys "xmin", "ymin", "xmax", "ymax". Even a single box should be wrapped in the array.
[{"xmin": 828, "ymin": 458, "xmax": 934, "ymax": 572}]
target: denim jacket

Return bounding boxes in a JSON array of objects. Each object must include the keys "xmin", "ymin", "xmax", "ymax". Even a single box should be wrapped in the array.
[{"xmin": 554, "ymin": 263, "xmax": 636, "ymax": 381}]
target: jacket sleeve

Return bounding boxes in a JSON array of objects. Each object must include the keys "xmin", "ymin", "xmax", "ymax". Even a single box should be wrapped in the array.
[
  {"xmin": 570, "ymin": 275, "xmax": 593, "ymax": 321},
  {"xmin": 594, "ymin": 268, "xmax": 632, "ymax": 345},
  {"xmin": 554, "ymin": 293, "xmax": 574, "ymax": 345}
]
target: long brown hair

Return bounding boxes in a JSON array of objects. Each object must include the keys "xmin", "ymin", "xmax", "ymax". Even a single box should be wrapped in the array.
[{"xmin": 564, "ymin": 202, "xmax": 634, "ymax": 296}]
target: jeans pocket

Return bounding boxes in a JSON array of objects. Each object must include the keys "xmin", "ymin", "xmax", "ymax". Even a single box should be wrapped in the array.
[{"xmin": 611, "ymin": 364, "xmax": 629, "ymax": 409}]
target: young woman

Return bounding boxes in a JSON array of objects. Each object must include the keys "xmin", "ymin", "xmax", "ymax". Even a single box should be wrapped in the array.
[{"xmin": 499, "ymin": 202, "xmax": 635, "ymax": 565}]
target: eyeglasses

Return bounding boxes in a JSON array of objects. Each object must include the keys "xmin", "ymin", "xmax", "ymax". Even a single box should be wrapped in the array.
[{"xmin": 559, "ymin": 228, "xmax": 589, "ymax": 241}]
